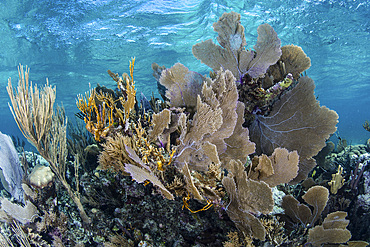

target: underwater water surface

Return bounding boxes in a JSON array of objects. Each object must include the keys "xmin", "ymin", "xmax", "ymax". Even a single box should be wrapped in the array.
[{"xmin": 0, "ymin": 0, "xmax": 369, "ymax": 144}]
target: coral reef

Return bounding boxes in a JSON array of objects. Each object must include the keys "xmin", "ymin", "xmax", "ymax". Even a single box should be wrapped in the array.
[
  {"xmin": 2, "ymin": 10, "xmax": 369, "ymax": 247},
  {"xmin": 357, "ymin": 171, "xmax": 370, "ymax": 210}
]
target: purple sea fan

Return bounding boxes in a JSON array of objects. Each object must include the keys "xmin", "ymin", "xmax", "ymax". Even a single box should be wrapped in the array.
[
  {"xmin": 249, "ymin": 76, "xmax": 338, "ymax": 183},
  {"xmin": 192, "ymin": 12, "xmax": 282, "ymax": 81},
  {"xmin": 243, "ymin": 23, "xmax": 282, "ymax": 78},
  {"xmin": 0, "ymin": 131, "xmax": 24, "ymax": 203}
]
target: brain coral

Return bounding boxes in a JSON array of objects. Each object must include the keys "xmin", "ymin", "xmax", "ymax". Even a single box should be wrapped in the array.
[{"xmin": 28, "ymin": 164, "xmax": 55, "ymax": 188}]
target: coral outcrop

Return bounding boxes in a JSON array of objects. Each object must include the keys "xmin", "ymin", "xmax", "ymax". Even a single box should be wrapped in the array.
[
  {"xmin": 2, "ymin": 10, "xmax": 351, "ymax": 247},
  {"xmin": 193, "ymin": 11, "xmax": 338, "ymax": 184}
]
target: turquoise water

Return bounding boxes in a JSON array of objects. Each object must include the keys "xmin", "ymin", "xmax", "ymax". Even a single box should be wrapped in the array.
[{"xmin": 0, "ymin": 0, "xmax": 369, "ymax": 144}]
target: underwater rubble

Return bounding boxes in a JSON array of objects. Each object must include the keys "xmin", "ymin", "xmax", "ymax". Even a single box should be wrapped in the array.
[{"xmin": 1, "ymin": 11, "xmax": 369, "ymax": 247}]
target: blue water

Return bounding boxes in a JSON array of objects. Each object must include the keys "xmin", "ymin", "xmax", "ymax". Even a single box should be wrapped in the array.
[{"xmin": 0, "ymin": 0, "xmax": 369, "ymax": 145}]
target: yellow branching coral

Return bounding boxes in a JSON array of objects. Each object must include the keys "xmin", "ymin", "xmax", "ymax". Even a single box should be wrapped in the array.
[
  {"xmin": 77, "ymin": 58, "xmax": 137, "ymax": 141},
  {"xmin": 122, "ymin": 59, "xmax": 136, "ymax": 120},
  {"xmin": 76, "ymin": 89, "xmax": 115, "ymax": 142},
  {"xmin": 132, "ymin": 120, "xmax": 175, "ymax": 173},
  {"xmin": 97, "ymin": 107, "xmax": 178, "ymax": 200},
  {"xmin": 328, "ymin": 165, "xmax": 345, "ymax": 194},
  {"xmin": 108, "ymin": 57, "xmax": 137, "ymax": 122},
  {"xmin": 98, "ymin": 121, "xmax": 176, "ymax": 200}
]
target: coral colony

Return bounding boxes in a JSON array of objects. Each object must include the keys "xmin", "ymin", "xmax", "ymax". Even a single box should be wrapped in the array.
[{"xmin": 1, "ymin": 11, "xmax": 369, "ymax": 247}]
